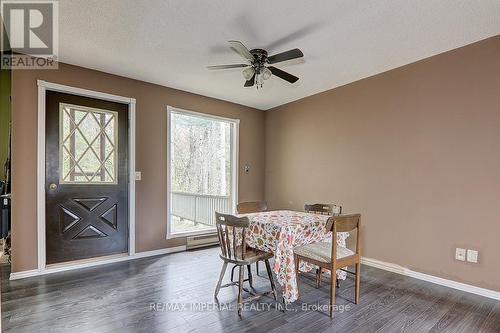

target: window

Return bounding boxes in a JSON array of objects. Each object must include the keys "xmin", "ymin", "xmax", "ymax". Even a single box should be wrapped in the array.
[
  {"xmin": 167, "ymin": 107, "xmax": 238, "ymax": 237},
  {"xmin": 59, "ymin": 103, "xmax": 117, "ymax": 184}
]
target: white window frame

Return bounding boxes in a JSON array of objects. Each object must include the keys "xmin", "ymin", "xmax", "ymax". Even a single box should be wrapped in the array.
[{"xmin": 166, "ymin": 106, "xmax": 239, "ymax": 239}]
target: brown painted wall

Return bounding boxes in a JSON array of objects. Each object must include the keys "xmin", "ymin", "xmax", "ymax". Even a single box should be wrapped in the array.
[
  {"xmin": 265, "ymin": 35, "xmax": 500, "ymax": 291},
  {"xmin": 11, "ymin": 63, "xmax": 265, "ymax": 272}
]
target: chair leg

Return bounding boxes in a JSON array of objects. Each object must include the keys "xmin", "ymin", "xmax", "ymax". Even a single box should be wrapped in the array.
[
  {"xmin": 316, "ymin": 267, "xmax": 323, "ymax": 288},
  {"xmin": 237, "ymin": 265, "xmax": 244, "ymax": 317},
  {"xmin": 330, "ymin": 264, "xmax": 337, "ymax": 318},
  {"xmin": 247, "ymin": 265, "xmax": 253, "ymax": 288},
  {"xmin": 264, "ymin": 259, "xmax": 277, "ymax": 300},
  {"xmin": 230, "ymin": 264, "xmax": 237, "ymax": 282},
  {"xmin": 336, "ymin": 278, "xmax": 340, "ymax": 288},
  {"xmin": 355, "ymin": 262, "xmax": 361, "ymax": 304},
  {"xmin": 256, "ymin": 262, "xmax": 259, "ymax": 276},
  {"xmin": 214, "ymin": 262, "xmax": 228, "ymax": 299}
]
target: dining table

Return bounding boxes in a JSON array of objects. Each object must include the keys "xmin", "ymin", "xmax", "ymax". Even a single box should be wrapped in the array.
[{"xmin": 238, "ymin": 210, "xmax": 350, "ymax": 303}]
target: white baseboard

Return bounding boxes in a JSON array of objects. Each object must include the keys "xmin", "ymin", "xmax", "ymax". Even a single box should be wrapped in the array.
[
  {"xmin": 361, "ymin": 257, "xmax": 409, "ymax": 275},
  {"xmin": 361, "ymin": 257, "xmax": 500, "ymax": 301},
  {"xmin": 9, "ymin": 269, "xmax": 40, "ymax": 280},
  {"xmin": 131, "ymin": 246, "xmax": 187, "ymax": 259},
  {"xmin": 10, "ymin": 245, "xmax": 187, "ymax": 280},
  {"xmin": 406, "ymin": 270, "xmax": 500, "ymax": 301}
]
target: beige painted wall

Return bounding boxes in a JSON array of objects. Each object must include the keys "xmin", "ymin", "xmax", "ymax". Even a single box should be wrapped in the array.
[
  {"xmin": 265, "ymin": 35, "xmax": 500, "ymax": 292},
  {"xmin": 11, "ymin": 63, "xmax": 265, "ymax": 272}
]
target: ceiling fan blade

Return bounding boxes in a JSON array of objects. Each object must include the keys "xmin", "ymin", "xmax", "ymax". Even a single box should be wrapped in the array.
[
  {"xmin": 268, "ymin": 66, "xmax": 299, "ymax": 83},
  {"xmin": 228, "ymin": 41, "xmax": 255, "ymax": 62},
  {"xmin": 266, "ymin": 22, "xmax": 324, "ymax": 50},
  {"xmin": 244, "ymin": 73, "xmax": 255, "ymax": 87},
  {"xmin": 267, "ymin": 48, "xmax": 304, "ymax": 64},
  {"xmin": 207, "ymin": 64, "xmax": 249, "ymax": 70}
]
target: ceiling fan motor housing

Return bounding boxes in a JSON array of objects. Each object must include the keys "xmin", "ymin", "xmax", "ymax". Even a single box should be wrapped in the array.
[{"xmin": 250, "ymin": 49, "xmax": 268, "ymax": 67}]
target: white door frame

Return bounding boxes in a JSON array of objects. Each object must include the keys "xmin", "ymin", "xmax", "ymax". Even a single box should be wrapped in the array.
[
  {"xmin": 166, "ymin": 105, "xmax": 239, "ymax": 239},
  {"xmin": 36, "ymin": 80, "xmax": 136, "ymax": 273}
]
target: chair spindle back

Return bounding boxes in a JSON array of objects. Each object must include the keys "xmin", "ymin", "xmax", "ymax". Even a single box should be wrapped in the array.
[
  {"xmin": 215, "ymin": 212, "xmax": 249, "ymax": 261},
  {"xmin": 305, "ymin": 203, "xmax": 342, "ymax": 216},
  {"xmin": 237, "ymin": 201, "xmax": 268, "ymax": 214}
]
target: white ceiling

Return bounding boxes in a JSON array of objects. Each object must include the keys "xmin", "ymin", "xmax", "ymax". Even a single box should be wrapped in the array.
[{"xmin": 59, "ymin": 0, "xmax": 500, "ymax": 110}]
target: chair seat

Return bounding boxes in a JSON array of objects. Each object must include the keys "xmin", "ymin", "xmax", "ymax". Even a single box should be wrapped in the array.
[
  {"xmin": 221, "ymin": 246, "xmax": 273, "ymax": 264},
  {"xmin": 294, "ymin": 242, "xmax": 355, "ymax": 263}
]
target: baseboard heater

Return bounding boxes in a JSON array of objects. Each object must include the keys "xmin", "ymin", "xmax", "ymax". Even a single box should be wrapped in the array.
[{"xmin": 186, "ymin": 233, "xmax": 219, "ymax": 250}]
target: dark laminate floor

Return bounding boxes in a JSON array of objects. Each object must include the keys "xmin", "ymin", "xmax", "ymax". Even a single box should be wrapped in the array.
[{"xmin": 1, "ymin": 247, "xmax": 499, "ymax": 333}]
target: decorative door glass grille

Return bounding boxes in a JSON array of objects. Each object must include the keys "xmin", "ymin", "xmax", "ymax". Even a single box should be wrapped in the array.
[{"xmin": 59, "ymin": 103, "xmax": 118, "ymax": 184}]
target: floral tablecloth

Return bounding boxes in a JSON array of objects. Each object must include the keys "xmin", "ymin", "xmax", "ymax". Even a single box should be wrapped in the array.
[{"xmin": 239, "ymin": 210, "xmax": 349, "ymax": 303}]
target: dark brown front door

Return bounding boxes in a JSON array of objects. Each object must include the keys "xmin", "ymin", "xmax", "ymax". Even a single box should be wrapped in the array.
[{"xmin": 45, "ymin": 91, "xmax": 129, "ymax": 265}]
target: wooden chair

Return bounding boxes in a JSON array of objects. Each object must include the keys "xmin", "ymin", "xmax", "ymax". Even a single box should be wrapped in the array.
[
  {"xmin": 294, "ymin": 214, "xmax": 361, "ymax": 318},
  {"xmin": 214, "ymin": 212, "xmax": 277, "ymax": 316},
  {"xmin": 235, "ymin": 201, "xmax": 268, "ymax": 277},
  {"xmin": 304, "ymin": 203, "xmax": 342, "ymax": 287},
  {"xmin": 237, "ymin": 201, "xmax": 268, "ymax": 214},
  {"xmin": 304, "ymin": 203, "xmax": 342, "ymax": 216}
]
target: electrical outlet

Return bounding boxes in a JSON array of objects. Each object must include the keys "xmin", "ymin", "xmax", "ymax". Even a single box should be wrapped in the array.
[
  {"xmin": 244, "ymin": 165, "xmax": 250, "ymax": 173},
  {"xmin": 135, "ymin": 171, "xmax": 142, "ymax": 181},
  {"xmin": 467, "ymin": 249, "xmax": 478, "ymax": 263},
  {"xmin": 455, "ymin": 248, "xmax": 466, "ymax": 261}
]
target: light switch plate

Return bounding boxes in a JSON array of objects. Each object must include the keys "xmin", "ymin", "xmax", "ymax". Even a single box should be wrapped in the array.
[
  {"xmin": 467, "ymin": 249, "xmax": 478, "ymax": 263},
  {"xmin": 135, "ymin": 171, "xmax": 142, "ymax": 181},
  {"xmin": 455, "ymin": 248, "xmax": 466, "ymax": 261}
]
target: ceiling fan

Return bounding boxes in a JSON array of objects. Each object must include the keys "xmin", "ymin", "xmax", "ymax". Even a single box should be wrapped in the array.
[{"xmin": 208, "ymin": 41, "xmax": 304, "ymax": 88}]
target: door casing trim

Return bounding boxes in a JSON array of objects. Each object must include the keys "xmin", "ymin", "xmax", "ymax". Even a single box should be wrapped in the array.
[{"xmin": 37, "ymin": 80, "xmax": 136, "ymax": 273}]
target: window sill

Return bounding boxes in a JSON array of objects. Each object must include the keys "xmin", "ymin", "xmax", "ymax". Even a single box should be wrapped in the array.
[{"xmin": 166, "ymin": 228, "xmax": 217, "ymax": 240}]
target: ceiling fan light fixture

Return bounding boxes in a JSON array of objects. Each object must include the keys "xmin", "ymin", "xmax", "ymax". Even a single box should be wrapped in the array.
[
  {"xmin": 255, "ymin": 73, "xmax": 264, "ymax": 89},
  {"xmin": 262, "ymin": 67, "xmax": 272, "ymax": 80},
  {"xmin": 242, "ymin": 67, "xmax": 255, "ymax": 80}
]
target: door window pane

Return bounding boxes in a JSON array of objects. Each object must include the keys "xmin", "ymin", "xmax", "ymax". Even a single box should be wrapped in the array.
[{"xmin": 60, "ymin": 103, "xmax": 118, "ymax": 184}]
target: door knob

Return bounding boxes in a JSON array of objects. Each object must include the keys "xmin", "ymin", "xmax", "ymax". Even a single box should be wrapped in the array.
[{"xmin": 49, "ymin": 183, "xmax": 58, "ymax": 190}]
